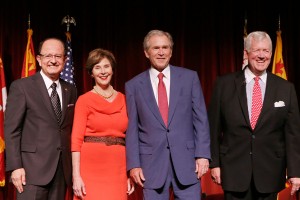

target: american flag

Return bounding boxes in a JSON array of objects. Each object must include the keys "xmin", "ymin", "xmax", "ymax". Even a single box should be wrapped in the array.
[{"xmin": 60, "ymin": 32, "xmax": 75, "ymax": 85}]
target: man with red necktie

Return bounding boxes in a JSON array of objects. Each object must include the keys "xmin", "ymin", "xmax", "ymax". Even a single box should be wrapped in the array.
[
  {"xmin": 125, "ymin": 29, "xmax": 211, "ymax": 200},
  {"xmin": 209, "ymin": 31, "xmax": 300, "ymax": 200}
]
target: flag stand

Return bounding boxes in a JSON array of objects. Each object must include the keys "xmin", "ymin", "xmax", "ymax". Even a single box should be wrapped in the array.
[{"xmin": 60, "ymin": 15, "xmax": 76, "ymax": 86}]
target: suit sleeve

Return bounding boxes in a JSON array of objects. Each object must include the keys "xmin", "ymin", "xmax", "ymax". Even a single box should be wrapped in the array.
[
  {"xmin": 125, "ymin": 82, "xmax": 141, "ymax": 171},
  {"xmin": 285, "ymin": 83, "xmax": 300, "ymax": 177},
  {"xmin": 192, "ymin": 71, "xmax": 211, "ymax": 160},
  {"xmin": 208, "ymin": 77, "xmax": 223, "ymax": 168},
  {"xmin": 4, "ymin": 81, "xmax": 26, "ymax": 171}
]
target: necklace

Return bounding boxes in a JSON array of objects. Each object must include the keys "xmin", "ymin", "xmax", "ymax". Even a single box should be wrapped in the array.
[{"xmin": 93, "ymin": 86, "xmax": 114, "ymax": 99}]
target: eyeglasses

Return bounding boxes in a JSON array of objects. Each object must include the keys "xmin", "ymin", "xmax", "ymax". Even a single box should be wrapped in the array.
[{"xmin": 40, "ymin": 54, "xmax": 65, "ymax": 60}]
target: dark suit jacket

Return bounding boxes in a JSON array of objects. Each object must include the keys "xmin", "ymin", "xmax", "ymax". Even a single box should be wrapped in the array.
[
  {"xmin": 208, "ymin": 69, "xmax": 300, "ymax": 193},
  {"xmin": 4, "ymin": 72, "xmax": 77, "ymax": 186},
  {"xmin": 125, "ymin": 65, "xmax": 211, "ymax": 189}
]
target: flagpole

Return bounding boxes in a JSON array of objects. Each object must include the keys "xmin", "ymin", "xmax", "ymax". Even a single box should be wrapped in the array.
[
  {"xmin": 21, "ymin": 14, "xmax": 36, "ymax": 78},
  {"xmin": 60, "ymin": 15, "xmax": 76, "ymax": 86},
  {"xmin": 28, "ymin": 14, "xmax": 31, "ymax": 29},
  {"xmin": 271, "ymin": 14, "xmax": 287, "ymax": 80},
  {"xmin": 61, "ymin": 15, "xmax": 76, "ymax": 32},
  {"xmin": 244, "ymin": 12, "xmax": 247, "ymax": 38},
  {"xmin": 278, "ymin": 14, "xmax": 281, "ymax": 31},
  {"xmin": 242, "ymin": 12, "xmax": 248, "ymax": 69}
]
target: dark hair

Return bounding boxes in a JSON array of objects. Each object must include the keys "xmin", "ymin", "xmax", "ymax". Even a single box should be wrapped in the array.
[
  {"xmin": 85, "ymin": 48, "xmax": 116, "ymax": 75},
  {"xmin": 38, "ymin": 37, "xmax": 67, "ymax": 55}
]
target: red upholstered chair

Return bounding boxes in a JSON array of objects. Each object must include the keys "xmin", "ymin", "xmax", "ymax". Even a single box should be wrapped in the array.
[
  {"xmin": 278, "ymin": 185, "xmax": 300, "ymax": 200},
  {"xmin": 201, "ymin": 171, "xmax": 224, "ymax": 199},
  {"xmin": 202, "ymin": 193, "xmax": 224, "ymax": 200}
]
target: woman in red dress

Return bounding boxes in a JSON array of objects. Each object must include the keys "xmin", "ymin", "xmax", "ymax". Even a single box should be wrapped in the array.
[{"xmin": 71, "ymin": 48, "xmax": 134, "ymax": 200}]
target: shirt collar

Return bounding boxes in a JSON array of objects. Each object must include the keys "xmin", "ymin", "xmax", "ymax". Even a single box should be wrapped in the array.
[
  {"xmin": 149, "ymin": 65, "xmax": 170, "ymax": 80},
  {"xmin": 244, "ymin": 67, "xmax": 267, "ymax": 84},
  {"xmin": 40, "ymin": 70, "xmax": 60, "ymax": 89}
]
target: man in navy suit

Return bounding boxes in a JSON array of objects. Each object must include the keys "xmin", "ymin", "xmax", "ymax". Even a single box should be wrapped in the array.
[
  {"xmin": 125, "ymin": 29, "xmax": 211, "ymax": 200},
  {"xmin": 209, "ymin": 31, "xmax": 300, "ymax": 200},
  {"xmin": 4, "ymin": 37, "xmax": 77, "ymax": 199}
]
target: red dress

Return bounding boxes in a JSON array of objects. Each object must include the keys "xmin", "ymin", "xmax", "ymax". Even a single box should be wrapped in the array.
[{"xmin": 71, "ymin": 91, "xmax": 128, "ymax": 200}]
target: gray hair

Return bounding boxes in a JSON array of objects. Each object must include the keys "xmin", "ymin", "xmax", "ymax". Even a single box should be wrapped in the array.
[
  {"xmin": 244, "ymin": 31, "xmax": 272, "ymax": 52},
  {"xmin": 143, "ymin": 30, "xmax": 174, "ymax": 50}
]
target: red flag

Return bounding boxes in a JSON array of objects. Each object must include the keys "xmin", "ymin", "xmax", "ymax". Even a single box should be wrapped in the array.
[
  {"xmin": 21, "ymin": 28, "xmax": 36, "ymax": 78},
  {"xmin": 0, "ymin": 58, "xmax": 7, "ymax": 187},
  {"xmin": 272, "ymin": 30, "xmax": 287, "ymax": 80}
]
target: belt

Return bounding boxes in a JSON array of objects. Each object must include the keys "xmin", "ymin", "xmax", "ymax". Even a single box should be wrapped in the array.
[{"xmin": 84, "ymin": 136, "xmax": 125, "ymax": 146}]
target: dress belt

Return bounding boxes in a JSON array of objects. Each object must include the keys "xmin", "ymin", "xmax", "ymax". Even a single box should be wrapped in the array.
[{"xmin": 84, "ymin": 136, "xmax": 125, "ymax": 146}]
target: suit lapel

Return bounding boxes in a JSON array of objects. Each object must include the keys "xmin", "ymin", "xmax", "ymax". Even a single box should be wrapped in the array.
[
  {"xmin": 168, "ymin": 66, "xmax": 180, "ymax": 126},
  {"xmin": 139, "ymin": 70, "xmax": 166, "ymax": 127},
  {"xmin": 33, "ymin": 73, "xmax": 71, "ymax": 125},
  {"xmin": 33, "ymin": 73, "xmax": 58, "ymax": 122},
  {"xmin": 235, "ymin": 71, "xmax": 251, "ymax": 127},
  {"xmin": 255, "ymin": 72, "xmax": 276, "ymax": 130},
  {"xmin": 60, "ymin": 80, "xmax": 71, "ymax": 124}
]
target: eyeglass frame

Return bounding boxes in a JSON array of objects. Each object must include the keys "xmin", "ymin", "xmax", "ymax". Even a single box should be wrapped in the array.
[{"xmin": 39, "ymin": 54, "xmax": 66, "ymax": 60}]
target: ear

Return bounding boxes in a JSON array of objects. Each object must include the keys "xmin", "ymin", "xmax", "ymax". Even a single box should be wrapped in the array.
[
  {"xmin": 243, "ymin": 49, "xmax": 248, "ymax": 59},
  {"xmin": 36, "ymin": 55, "xmax": 42, "ymax": 66},
  {"xmin": 144, "ymin": 50, "xmax": 150, "ymax": 58}
]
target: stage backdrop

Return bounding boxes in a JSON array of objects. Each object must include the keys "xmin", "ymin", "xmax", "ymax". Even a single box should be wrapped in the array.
[{"xmin": 0, "ymin": 0, "xmax": 299, "ymax": 199}]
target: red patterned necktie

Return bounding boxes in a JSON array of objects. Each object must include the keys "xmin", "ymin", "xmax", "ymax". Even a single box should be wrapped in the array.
[
  {"xmin": 158, "ymin": 73, "xmax": 168, "ymax": 126},
  {"xmin": 250, "ymin": 76, "xmax": 262, "ymax": 130}
]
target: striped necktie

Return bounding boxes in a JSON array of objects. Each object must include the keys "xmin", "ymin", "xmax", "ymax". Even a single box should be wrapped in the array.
[{"xmin": 50, "ymin": 82, "xmax": 62, "ymax": 123}]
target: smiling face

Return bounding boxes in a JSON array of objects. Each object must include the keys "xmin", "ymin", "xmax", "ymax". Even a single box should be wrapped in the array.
[
  {"xmin": 244, "ymin": 31, "xmax": 273, "ymax": 76},
  {"xmin": 144, "ymin": 34, "xmax": 173, "ymax": 72},
  {"xmin": 36, "ymin": 39, "xmax": 66, "ymax": 81},
  {"xmin": 92, "ymin": 57, "xmax": 113, "ymax": 89},
  {"xmin": 246, "ymin": 37, "xmax": 272, "ymax": 76}
]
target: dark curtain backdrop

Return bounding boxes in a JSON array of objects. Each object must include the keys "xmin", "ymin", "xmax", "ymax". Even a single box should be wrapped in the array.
[{"xmin": 0, "ymin": 0, "xmax": 299, "ymax": 199}]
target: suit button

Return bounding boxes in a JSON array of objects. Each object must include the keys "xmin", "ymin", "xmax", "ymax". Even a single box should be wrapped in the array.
[
  {"xmin": 167, "ymin": 129, "xmax": 170, "ymax": 132},
  {"xmin": 252, "ymin": 135, "xmax": 255, "ymax": 139},
  {"xmin": 250, "ymin": 152, "xmax": 252, "ymax": 155},
  {"xmin": 57, "ymin": 147, "xmax": 62, "ymax": 151}
]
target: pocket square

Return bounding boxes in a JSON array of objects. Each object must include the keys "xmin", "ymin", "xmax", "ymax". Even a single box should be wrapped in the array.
[
  {"xmin": 274, "ymin": 101, "xmax": 285, "ymax": 107},
  {"xmin": 67, "ymin": 104, "xmax": 75, "ymax": 107}
]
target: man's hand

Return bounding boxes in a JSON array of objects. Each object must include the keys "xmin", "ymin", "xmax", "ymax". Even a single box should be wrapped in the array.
[
  {"xmin": 210, "ymin": 167, "xmax": 221, "ymax": 185},
  {"xmin": 11, "ymin": 168, "xmax": 26, "ymax": 193},
  {"xmin": 129, "ymin": 168, "xmax": 145, "ymax": 187},
  {"xmin": 195, "ymin": 158, "xmax": 209, "ymax": 179},
  {"xmin": 289, "ymin": 177, "xmax": 300, "ymax": 196}
]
